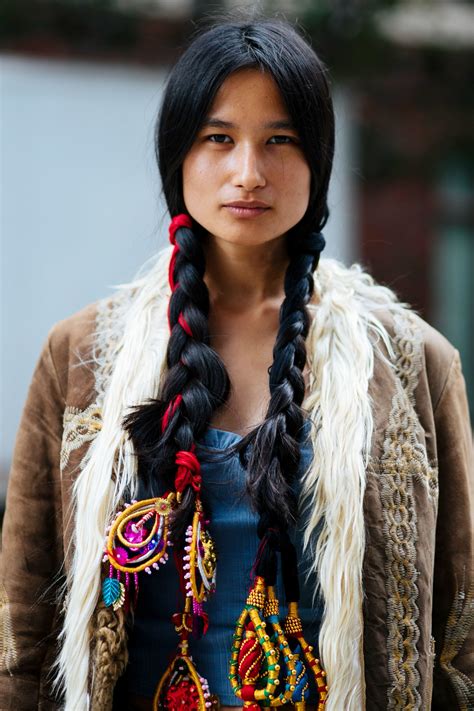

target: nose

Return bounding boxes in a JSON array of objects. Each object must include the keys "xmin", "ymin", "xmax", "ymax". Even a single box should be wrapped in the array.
[{"xmin": 231, "ymin": 143, "xmax": 266, "ymax": 191}]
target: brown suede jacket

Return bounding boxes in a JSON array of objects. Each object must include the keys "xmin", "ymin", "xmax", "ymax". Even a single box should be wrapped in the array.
[{"xmin": 0, "ymin": 295, "xmax": 473, "ymax": 711}]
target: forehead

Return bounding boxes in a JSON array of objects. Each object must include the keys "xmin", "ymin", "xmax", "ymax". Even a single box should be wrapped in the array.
[{"xmin": 207, "ymin": 68, "xmax": 290, "ymax": 122}]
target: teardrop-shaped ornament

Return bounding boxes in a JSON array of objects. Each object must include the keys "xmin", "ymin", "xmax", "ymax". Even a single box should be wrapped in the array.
[
  {"xmin": 261, "ymin": 586, "xmax": 302, "ymax": 706},
  {"xmin": 104, "ymin": 494, "xmax": 174, "ymax": 574},
  {"xmin": 228, "ymin": 577, "xmax": 281, "ymax": 706},
  {"xmin": 184, "ymin": 508, "xmax": 217, "ymax": 604},
  {"xmin": 153, "ymin": 652, "xmax": 216, "ymax": 711},
  {"xmin": 284, "ymin": 602, "xmax": 328, "ymax": 709}
]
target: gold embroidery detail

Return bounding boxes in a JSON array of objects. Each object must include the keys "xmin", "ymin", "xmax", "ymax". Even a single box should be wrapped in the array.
[
  {"xmin": 408, "ymin": 452, "xmax": 438, "ymax": 504},
  {"xmin": 61, "ymin": 405, "xmax": 102, "ymax": 470},
  {"xmin": 0, "ymin": 582, "xmax": 18, "ymax": 674},
  {"xmin": 380, "ymin": 312, "xmax": 425, "ymax": 710},
  {"xmin": 440, "ymin": 578, "xmax": 474, "ymax": 710}
]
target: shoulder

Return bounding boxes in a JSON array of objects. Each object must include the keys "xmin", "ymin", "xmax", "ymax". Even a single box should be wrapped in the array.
[
  {"xmin": 315, "ymin": 258, "xmax": 458, "ymax": 406},
  {"xmin": 48, "ymin": 301, "xmax": 98, "ymax": 359},
  {"xmin": 379, "ymin": 308, "xmax": 458, "ymax": 412},
  {"xmin": 411, "ymin": 312, "xmax": 458, "ymax": 405},
  {"xmin": 42, "ymin": 300, "xmax": 103, "ymax": 407},
  {"xmin": 41, "ymin": 249, "xmax": 172, "ymax": 407},
  {"xmin": 47, "ymin": 301, "xmax": 99, "ymax": 367}
]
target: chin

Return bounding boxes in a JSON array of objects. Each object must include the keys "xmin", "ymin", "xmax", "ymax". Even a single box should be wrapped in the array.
[
  {"xmin": 202, "ymin": 218, "xmax": 286, "ymax": 246},
  {"xmin": 212, "ymin": 230, "xmax": 284, "ymax": 248}
]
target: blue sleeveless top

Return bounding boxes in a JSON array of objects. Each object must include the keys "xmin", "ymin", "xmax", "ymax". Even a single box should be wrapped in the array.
[{"xmin": 121, "ymin": 424, "xmax": 323, "ymax": 705}]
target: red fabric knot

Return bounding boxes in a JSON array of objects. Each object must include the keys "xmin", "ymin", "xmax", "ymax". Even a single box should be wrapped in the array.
[
  {"xmin": 161, "ymin": 394, "xmax": 183, "ymax": 434},
  {"xmin": 175, "ymin": 450, "xmax": 202, "ymax": 495},
  {"xmin": 168, "ymin": 213, "xmax": 192, "ymax": 245}
]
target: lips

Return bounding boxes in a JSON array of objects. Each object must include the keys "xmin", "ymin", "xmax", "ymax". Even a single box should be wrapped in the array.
[
  {"xmin": 224, "ymin": 201, "xmax": 270, "ymax": 208},
  {"xmin": 222, "ymin": 200, "xmax": 271, "ymax": 219},
  {"xmin": 223, "ymin": 203, "xmax": 270, "ymax": 218}
]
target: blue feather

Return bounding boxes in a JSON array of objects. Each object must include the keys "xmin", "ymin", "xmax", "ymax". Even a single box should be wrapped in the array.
[{"xmin": 102, "ymin": 577, "xmax": 121, "ymax": 607}]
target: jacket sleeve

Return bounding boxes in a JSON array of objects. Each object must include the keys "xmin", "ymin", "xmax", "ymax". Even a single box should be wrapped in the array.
[
  {"xmin": 0, "ymin": 333, "xmax": 65, "ymax": 710},
  {"xmin": 431, "ymin": 349, "xmax": 474, "ymax": 709}
]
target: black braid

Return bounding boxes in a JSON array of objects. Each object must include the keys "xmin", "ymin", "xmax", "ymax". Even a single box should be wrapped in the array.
[
  {"xmin": 238, "ymin": 231, "xmax": 325, "ymax": 530},
  {"xmin": 124, "ymin": 225, "xmax": 231, "ymax": 542}
]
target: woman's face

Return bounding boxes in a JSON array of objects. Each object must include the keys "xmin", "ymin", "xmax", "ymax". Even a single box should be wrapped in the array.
[{"xmin": 182, "ymin": 68, "xmax": 311, "ymax": 247}]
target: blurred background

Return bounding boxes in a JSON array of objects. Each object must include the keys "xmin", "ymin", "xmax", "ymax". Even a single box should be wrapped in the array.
[{"xmin": 1, "ymin": 0, "xmax": 473, "ymax": 507}]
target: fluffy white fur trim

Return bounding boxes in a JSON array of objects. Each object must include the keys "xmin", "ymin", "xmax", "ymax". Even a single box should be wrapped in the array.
[{"xmin": 57, "ymin": 247, "xmax": 408, "ymax": 709}]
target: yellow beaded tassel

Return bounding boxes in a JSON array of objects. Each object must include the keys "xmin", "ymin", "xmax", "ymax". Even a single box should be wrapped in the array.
[
  {"xmin": 284, "ymin": 602, "xmax": 328, "ymax": 709},
  {"xmin": 263, "ymin": 586, "xmax": 308, "ymax": 707}
]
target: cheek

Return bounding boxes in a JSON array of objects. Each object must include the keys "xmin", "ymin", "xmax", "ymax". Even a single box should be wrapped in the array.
[
  {"xmin": 182, "ymin": 153, "xmax": 216, "ymax": 208},
  {"xmin": 281, "ymin": 159, "xmax": 311, "ymax": 207},
  {"xmin": 182, "ymin": 159, "xmax": 199, "ymax": 211}
]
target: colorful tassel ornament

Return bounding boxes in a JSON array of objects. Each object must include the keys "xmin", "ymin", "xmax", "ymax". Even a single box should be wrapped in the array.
[
  {"xmin": 153, "ymin": 598, "xmax": 217, "ymax": 710},
  {"xmin": 102, "ymin": 494, "xmax": 174, "ymax": 609},
  {"xmin": 284, "ymin": 602, "xmax": 328, "ymax": 709}
]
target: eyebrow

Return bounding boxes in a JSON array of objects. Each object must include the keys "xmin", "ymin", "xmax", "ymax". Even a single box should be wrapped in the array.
[{"xmin": 201, "ymin": 117, "xmax": 296, "ymax": 130}]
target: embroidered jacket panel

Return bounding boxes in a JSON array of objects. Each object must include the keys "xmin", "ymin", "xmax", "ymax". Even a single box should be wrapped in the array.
[{"xmin": 0, "ymin": 295, "xmax": 473, "ymax": 711}]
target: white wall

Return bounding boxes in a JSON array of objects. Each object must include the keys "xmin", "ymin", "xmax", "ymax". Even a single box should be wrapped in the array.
[
  {"xmin": 0, "ymin": 56, "xmax": 168, "ymax": 496},
  {"xmin": 0, "ymin": 55, "xmax": 357, "ymax": 499}
]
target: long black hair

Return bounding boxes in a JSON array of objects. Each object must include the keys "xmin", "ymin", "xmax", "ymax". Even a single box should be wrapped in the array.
[{"xmin": 125, "ymin": 16, "xmax": 335, "ymax": 544}]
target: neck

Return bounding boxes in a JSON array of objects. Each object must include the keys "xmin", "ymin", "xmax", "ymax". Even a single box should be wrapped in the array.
[{"xmin": 202, "ymin": 234, "xmax": 289, "ymax": 311}]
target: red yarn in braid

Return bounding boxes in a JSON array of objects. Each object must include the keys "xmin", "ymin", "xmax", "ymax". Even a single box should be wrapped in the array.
[
  {"xmin": 161, "ymin": 394, "xmax": 183, "ymax": 433},
  {"xmin": 168, "ymin": 213, "xmax": 192, "ymax": 290},
  {"xmin": 178, "ymin": 312, "xmax": 193, "ymax": 337},
  {"xmin": 165, "ymin": 216, "xmax": 202, "ymax": 502}
]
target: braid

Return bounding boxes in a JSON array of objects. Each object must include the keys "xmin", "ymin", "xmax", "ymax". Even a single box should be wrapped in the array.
[
  {"xmin": 89, "ymin": 602, "xmax": 128, "ymax": 711},
  {"xmin": 124, "ymin": 219, "xmax": 230, "ymax": 542},
  {"xmin": 242, "ymin": 231, "xmax": 325, "ymax": 529}
]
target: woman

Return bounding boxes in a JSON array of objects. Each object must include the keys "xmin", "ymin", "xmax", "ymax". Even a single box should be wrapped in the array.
[{"xmin": 0, "ymin": 16, "xmax": 472, "ymax": 711}]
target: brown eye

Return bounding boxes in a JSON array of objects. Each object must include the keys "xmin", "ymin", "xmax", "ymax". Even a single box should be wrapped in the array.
[
  {"xmin": 207, "ymin": 134, "xmax": 231, "ymax": 144},
  {"xmin": 268, "ymin": 135, "xmax": 298, "ymax": 144}
]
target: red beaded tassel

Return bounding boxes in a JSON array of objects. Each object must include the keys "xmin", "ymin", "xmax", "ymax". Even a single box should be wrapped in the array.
[
  {"xmin": 153, "ymin": 597, "xmax": 215, "ymax": 710},
  {"xmin": 238, "ymin": 621, "xmax": 264, "ymax": 711}
]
